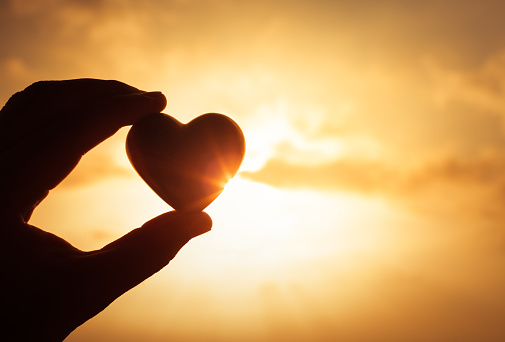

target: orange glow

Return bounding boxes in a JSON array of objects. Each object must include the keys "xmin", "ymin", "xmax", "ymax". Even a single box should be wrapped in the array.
[{"xmin": 3, "ymin": 0, "xmax": 505, "ymax": 341}]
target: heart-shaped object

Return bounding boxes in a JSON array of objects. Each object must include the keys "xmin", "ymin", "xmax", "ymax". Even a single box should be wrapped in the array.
[{"xmin": 126, "ymin": 113, "xmax": 246, "ymax": 212}]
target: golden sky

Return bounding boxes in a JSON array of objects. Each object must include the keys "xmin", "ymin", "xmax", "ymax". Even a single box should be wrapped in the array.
[{"xmin": 2, "ymin": 0, "xmax": 505, "ymax": 341}]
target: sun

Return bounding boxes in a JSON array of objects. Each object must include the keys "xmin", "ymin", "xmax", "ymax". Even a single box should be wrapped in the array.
[{"xmin": 207, "ymin": 176, "xmax": 293, "ymax": 238}]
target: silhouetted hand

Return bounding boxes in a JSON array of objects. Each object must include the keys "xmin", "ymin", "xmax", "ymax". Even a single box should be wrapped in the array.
[{"xmin": 0, "ymin": 79, "xmax": 212, "ymax": 342}]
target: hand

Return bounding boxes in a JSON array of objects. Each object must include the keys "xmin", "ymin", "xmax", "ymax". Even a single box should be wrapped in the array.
[{"xmin": 0, "ymin": 79, "xmax": 212, "ymax": 341}]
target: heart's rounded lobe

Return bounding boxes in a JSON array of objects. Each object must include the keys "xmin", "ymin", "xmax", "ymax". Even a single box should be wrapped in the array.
[{"xmin": 126, "ymin": 113, "xmax": 246, "ymax": 212}]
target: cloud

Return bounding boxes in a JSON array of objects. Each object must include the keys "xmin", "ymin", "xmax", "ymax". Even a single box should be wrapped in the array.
[
  {"xmin": 429, "ymin": 49, "xmax": 505, "ymax": 122},
  {"xmin": 241, "ymin": 151, "xmax": 505, "ymax": 220},
  {"xmin": 241, "ymin": 158, "xmax": 389, "ymax": 193}
]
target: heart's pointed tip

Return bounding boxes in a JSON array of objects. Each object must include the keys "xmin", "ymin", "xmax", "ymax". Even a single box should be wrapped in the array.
[
  {"xmin": 166, "ymin": 189, "xmax": 224, "ymax": 213},
  {"xmin": 171, "ymin": 206, "xmax": 208, "ymax": 215}
]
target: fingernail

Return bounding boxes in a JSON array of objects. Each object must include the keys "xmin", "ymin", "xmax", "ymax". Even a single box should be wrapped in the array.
[
  {"xmin": 140, "ymin": 91, "xmax": 167, "ymax": 111},
  {"xmin": 143, "ymin": 91, "xmax": 164, "ymax": 98}
]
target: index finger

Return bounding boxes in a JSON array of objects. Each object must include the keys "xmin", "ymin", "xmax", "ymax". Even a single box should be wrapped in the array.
[
  {"xmin": 0, "ymin": 79, "xmax": 142, "ymax": 153},
  {"xmin": 0, "ymin": 81, "xmax": 166, "ymax": 221}
]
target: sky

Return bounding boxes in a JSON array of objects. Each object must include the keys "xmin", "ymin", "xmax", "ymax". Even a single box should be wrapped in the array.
[{"xmin": 2, "ymin": 0, "xmax": 505, "ymax": 341}]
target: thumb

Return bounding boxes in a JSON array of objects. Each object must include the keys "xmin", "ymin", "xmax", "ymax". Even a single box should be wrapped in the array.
[
  {"xmin": 101, "ymin": 210, "xmax": 212, "ymax": 270},
  {"xmin": 79, "ymin": 211, "xmax": 212, "ymax": 312}
]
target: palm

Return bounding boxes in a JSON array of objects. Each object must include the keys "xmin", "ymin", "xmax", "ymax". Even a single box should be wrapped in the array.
[{"xmin": 3, "ymin": 222, "xmax": 92, "ymax": 341}]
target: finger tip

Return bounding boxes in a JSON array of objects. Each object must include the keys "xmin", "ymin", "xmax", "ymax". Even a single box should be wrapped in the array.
[
  {"xmin": 192, "ymin": 211, "xmax": 213, "ymax": 236},
  {"xmin": 174, "ymin": 210, "xmax": 213, "ymax": 238},
  {"xmin": 142, "ymin": 91, "xmax": 167, "ymax": 112},
  {"xmin": 144, "ymin": 210, "xmax": 212, "ymax": 240}
]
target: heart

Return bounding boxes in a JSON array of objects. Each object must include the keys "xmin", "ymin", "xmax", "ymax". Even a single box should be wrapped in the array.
[{"xmin": 126, "ymin": 113, "xmax": 246, "ymax": 212}]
